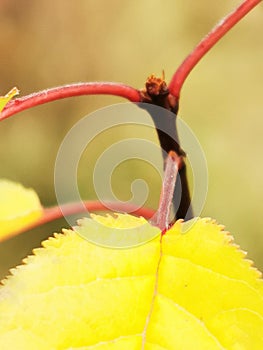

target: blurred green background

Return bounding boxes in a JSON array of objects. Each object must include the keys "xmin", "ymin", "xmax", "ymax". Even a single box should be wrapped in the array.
[{"xmin": 0, "ymin": 0, "xmax": 262, "ymax": 278}]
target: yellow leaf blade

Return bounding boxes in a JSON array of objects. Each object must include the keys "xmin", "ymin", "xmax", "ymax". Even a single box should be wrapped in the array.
[
  {"xmin": 0, "ymin": 215, "xmax": 263, "ymax": 349},
  {"xmin": 0, "ymin": 179, "xmax": 43, "ymax": 241},
  {"xmin": 0, "ymin": 87, "xmax": 19, "ymax": 113},
  {"xmin": 145, "ymin": 294, "xmax": 224, "ymax": 349},
  {"xmin": 0, "ymin": 329, "xmax": 52, "ymax": 350}
]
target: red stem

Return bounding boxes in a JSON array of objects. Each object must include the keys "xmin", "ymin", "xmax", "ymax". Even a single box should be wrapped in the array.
[
  {"xmin": 151, "ymin": 151, "xmax": 180, "ymax": 230},
  {"xmin": 43, "ymin": 201, "xmax": 155, "ymax": 223},
  {"xmin": 0, "ymin": 82, "xmax": 141, "ymax": 121},
  {"xmin": 168, "ymin": 0, "xmax": 262, "ymax": 99},
  {"xmin": 0, "ymin": 200, "xmax": 155, "ymax": 242}
]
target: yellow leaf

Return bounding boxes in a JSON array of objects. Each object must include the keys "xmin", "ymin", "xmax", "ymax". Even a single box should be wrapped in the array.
[
  {"xmin": 0, "ymin": 215, "xmax": 262, "ymax": 349},
  {"xmin": 0, "ymin": 87, "xmax": 19, "ymax": 113},
  {"xmin": 76, "ymin": 213, "xmax": 160, "ymax": 248},
  {"xmin": 0, "ymin": 179, "xmax": 43, "ymax": 241}
]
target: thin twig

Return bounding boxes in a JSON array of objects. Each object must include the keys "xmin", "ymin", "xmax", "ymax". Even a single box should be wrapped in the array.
[
  {"xmin": 168, "ymin": 0, "xmax": 262, "ymax": 99},
  {"xmin": 151, "ymin": 151, "xmax": 182, "ymax": 230},
  {"xmin": 0, "ymin": 82, "xmax": 141, "ymax": 121},
  {"xmin": 140, "ymin": 75, "xmax": 193, "ymax": 221},
  {"xmin": 0, "ymin": 200, "xmax": 155, "ymax": 242}
]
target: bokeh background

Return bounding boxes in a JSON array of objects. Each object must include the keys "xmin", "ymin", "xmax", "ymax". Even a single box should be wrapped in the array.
[{"xmin": 0, "ymin": 0, "xmax": 262, "ymax": 278}]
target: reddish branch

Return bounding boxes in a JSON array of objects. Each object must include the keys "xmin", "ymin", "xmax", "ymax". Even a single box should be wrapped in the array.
[
  {"xmin": 0, "ymin": 0, "xmax": 261, "ymax": 235},
  {"xmin": 151, "ymin": 151, "xmax": 182, "ymax": 230},
  {"xmin": 168, "ymin": 0, "xmax": 262, "ymax": 100},
  {"xmin": 0, "ymin": 201, "xmax": 155, "ymax": 242},
  {"xmin": 42, "ymin": 201, "xmax": 155, "ymax": 223},
  {"xmin": 0, "ymin": 1, "xmax": 260, "ymax": 121},
  {"xmin": 140, "ymin": 73, "xmax": 193, "ymax": 221},
  {"xmin": 0, "ymin": 82, "xmax": 141, "ymax": 121}
]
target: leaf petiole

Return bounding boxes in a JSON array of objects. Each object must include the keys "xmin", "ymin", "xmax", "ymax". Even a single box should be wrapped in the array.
[
  {"xmin": 168, "ymin": 0, "xmax": 262, "ymax": 100},
  {"xmin": 151, "ymin": 151, "xmax": 182, "ymax": 231}
]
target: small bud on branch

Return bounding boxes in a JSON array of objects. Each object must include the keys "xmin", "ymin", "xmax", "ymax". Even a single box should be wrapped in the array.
[{"xmin": 0, "ymin": 0, "xmax": 260, "ymax": 232}]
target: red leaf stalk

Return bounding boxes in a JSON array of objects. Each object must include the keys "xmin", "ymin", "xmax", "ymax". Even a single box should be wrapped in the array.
[
  {"xmin": 152, "ymin": 151, "xmax": 182, "ymax": 230},
  {"xmin": 0, "ymin": 200, "xmax": 155, "ymax": 242},
  {"xmin": 0, "ymin": 82, "xmax": 141, "ymax": 121},
  {"xmin": 168, "ymin": 0, "xmax": 262, "ymax": 100}
]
